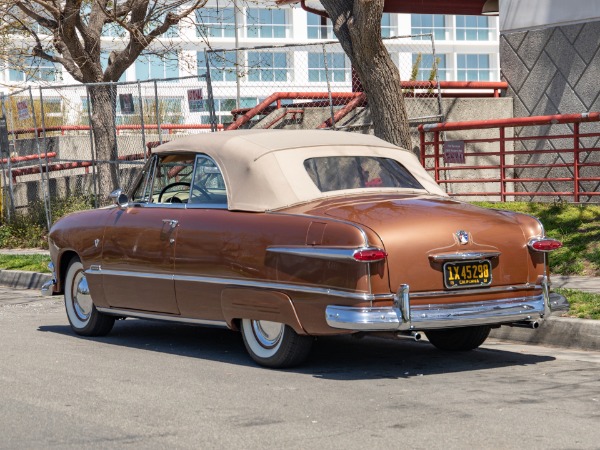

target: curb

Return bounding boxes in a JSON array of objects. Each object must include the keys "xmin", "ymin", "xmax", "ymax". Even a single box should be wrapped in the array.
[
  {"xmin": 0, "ymin": 270, "xmax": 52, "ymax": 290},
  {"xmin": 490, "ymin": 316, "xmax": 600, "ymax": 352},
  {"xmin": 0, "ymin": 270, "xmax": 598, "ymax": 352}
]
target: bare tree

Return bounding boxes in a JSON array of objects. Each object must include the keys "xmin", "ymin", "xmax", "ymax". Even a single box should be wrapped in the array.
[
  {"xmin": 319, "ymin": 0, "xmax": 412, "ymax": 150},
  {"xmin": 0, "ymin": 0, "xmax": 208, "ymax": 200}
]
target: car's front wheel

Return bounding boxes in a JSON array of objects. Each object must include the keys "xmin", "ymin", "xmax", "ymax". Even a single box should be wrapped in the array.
[
  {"xmin": 64, "ymin": 257, "xmax": 115, "ymax": 337},
  {"xmin": 241, "ymin": 319, "xmax": 313, "ymax": 368},
  {"xmin": 425, "ymin": 325, "xmax": 491, "ymax": 351}
]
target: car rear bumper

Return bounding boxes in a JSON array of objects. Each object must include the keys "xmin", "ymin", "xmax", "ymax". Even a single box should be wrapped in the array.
[{"xmin": 325, "ymin": 277, "xmax": 554, "ymax": 332}]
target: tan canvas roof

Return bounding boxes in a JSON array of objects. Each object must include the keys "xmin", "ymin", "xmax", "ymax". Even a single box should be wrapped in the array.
[{"xmin": 154, "ymin": 129, "xmax": 447, "ymax": 211}]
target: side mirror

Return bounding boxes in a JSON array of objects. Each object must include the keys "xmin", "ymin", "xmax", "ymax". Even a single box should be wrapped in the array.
[{"xmin": 109, "ymin": 188, "xmax": 129, "ymax": 209}]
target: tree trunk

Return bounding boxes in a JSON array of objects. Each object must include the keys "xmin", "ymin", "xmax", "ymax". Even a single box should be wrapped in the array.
[
  {"xmin": 320, "ymin": 0, "xmax": 413, "ymax": 152},
  {"xmin": 88, "ymin": 84, "xmax": 119, "ymax": 204}
]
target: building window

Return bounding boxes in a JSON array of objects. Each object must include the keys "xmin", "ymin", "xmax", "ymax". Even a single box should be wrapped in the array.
[
  {"xmin": 8, "ymin": 57, "xmax": 60, "ymax": 82},
  {"xmin": 411, "ymin": 14, "xmax": 448, "ymax": 40},
  {"xmin": 198, "ymin": 51, "xmax": 237, "ymax": 82},
  {"xmin": 456, "ymin": 16, "xmax": 492, "ymax": 41},
  {"xmin": 307, "ymin": 13, "xmax": 333, "ymax": 39},
  {"xmin": 412, "ymin": 54, "xmax": 448, "ymax": 81},
  {"xmin": 195, "ymin": 7, "xmax": 235, "ymax": 38},
  {"xmin": 247, "ymin": 52, "xmax": 289, "ymax": 82},
  {"xmin": 308, "ymin": 53, "xmax": 347, "ymax": 82},
  {"xmin": 457, "ymin": 54, "xmax": 491, "ymax": 81},
  {"xmin": 381, "ymin": 13, "xmax": 394, "ymax": 38},
  {"xmin": 247, "ymin": 8, "xmax": 287, "ymax": 38},
  {"xmin": 135, "ymin": 53, "xmax": 179, "ymax": 81}
]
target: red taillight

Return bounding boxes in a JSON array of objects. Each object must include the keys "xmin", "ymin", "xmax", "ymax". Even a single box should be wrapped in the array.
[
  {"xmin": 529, "ymin": 238, "xmax": 562, "ymax": 252},
  {"xmin": 353, "ymin": 249, "xmax": 387, "ymax": 262}
]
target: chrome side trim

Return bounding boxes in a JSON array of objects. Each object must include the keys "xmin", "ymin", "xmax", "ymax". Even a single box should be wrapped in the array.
[
  {"xmin": 90, "ymin": 268, "xmax": 374, "ymax": 301},
  {"xmin": 266, "ymin": 245, "xmax": 385, "ymax": 262},
  {"xmin": 408, "ymin": 284, "xmax": 541, "ymax": 298},
  {"xmin": 96, "ymin": 307, "xmax": 229, "ymax": 327},
  {"xmin": 429, "ymin": 251, "xmax": 501, "ymax": 262},
  {"xmin": 326, "ymin": 293, "xmax": 547, "ymax": 332}
]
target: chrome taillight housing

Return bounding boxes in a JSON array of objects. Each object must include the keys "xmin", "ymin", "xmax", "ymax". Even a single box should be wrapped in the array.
[{"xmin": 528, "ymin": 238, "xmax": 563, "ymax": 252}]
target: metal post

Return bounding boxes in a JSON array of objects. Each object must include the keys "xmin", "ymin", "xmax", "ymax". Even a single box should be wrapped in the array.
[
  {"xmin": 574, "ymin": 122, "xmax": 580, "ymax": 203},
  {"xmin": 137, "ymin": 81, "xmax": 147, "ymax": 161},
  {"xmin": 85, "ymin": 85, "xmax": 99, "ymax": 208},
  {"xmin": 233, "ymin": 0, "xmax": 241, "ymax": 109},
  {"xmin": 28, "ymin": 86, "xmax": 52, "ymax": 230},
  {"xmin": 111, "ymin": 83, "xmax": 120, "ymax": 186},
  {"xmin": 419, "ymin": 127, "xmax": 426, "ymax": 165},
  {"xmin": 499, "ymin": 126, "xmax": 506, "ymax": 202},
  {"xmin": 433, "ymin": 130, "xmax": 440, "ymax": 185},
  {"xmin": 322, "ymin": 44, "xmax": 336, "ymax": 130},
  {"xmin": 430, "ymin": 34, "xmax": 445, "ymax": 122},
  {"xmin": 2, "ymin": 93, "xmax": 17, "ymax": 219},
  {"xmin": 38, "ymin": 87, "xmax": 53, "ymax": 224},
  {"xmin": 204, "ymin": 50, "xmax": 218, "ymax": 132},
  {"xmin": 154, "ymin": 80, "xmax": 162, "ymax": 144}
]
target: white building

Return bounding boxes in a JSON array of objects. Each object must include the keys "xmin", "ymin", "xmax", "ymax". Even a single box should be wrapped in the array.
[{"xmin": 0, "ymin": 2, "xmax": 500, "ymax": 126}]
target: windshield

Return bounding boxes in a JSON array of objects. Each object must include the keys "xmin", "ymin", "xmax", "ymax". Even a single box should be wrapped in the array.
[{"xmin": 304, "ymin": 156, "xmax": 424, "ymax": 192}]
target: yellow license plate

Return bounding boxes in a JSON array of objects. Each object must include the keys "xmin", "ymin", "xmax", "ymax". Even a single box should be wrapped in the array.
[{"xmin": 443, "ymin": 260, "xmax": 492, "ymax": 289}]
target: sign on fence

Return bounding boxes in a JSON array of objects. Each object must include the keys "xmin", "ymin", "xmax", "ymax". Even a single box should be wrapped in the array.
[
  {"xmin": 16, "ymin": 100, "xmax": 30, "ymax": 120},
  {"xmin": 119, "ymin": 93, "xmax": 135, "ymax": 114},
  {"xmin": 187, "ymin": 89, "xmax": 204, "ymax": 112},
  {"xmin": 443, "ymin": 140, "xmax": 466, "ymax": 164}
]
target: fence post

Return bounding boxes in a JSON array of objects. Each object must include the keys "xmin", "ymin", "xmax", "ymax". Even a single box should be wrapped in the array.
[
  {"xmin": 433, "ymin": 130, "xmax": 440, "ymax": 184},
  {"xmin": 137, "ymin": 81, "xmax": 147, "ymax": 161},
  {"xmin": 419, "ymin": 127, "xmax": 426, "ymax": 165},
  {"xmin": 28, "ymin": 86, "xmax": 52, "ymax": 230},
  {"xmin": 2, "ymin": 93, "xmax": 17, "ymax": 220},
  {"xmin": 0, "ymin": 95, "xmax": 14, "ymax": 221},
  {"xmin": 154, "ymin": 80, "xmax": 163, "ymax": 144},
  {"xmin": 85, "ymin": 85, "xmax": 99, "ymax": 208},
  {"xmin": 38, "ymin": 87, "xmax": 53, "ymax": 224},
  {"xmin": 574, "ymin": 121, "xmax": 580, "ymax": 203},
  {"xmin": 322, "ymin": 44, "xmax": 336, "ymax": 130},
  {"xmin": 204, "ymin": 51, "xmax": 218, "ymax": 132},
  {"xmin": 499, "ymin": 126, "xmax": 506, "ymax": 202}
]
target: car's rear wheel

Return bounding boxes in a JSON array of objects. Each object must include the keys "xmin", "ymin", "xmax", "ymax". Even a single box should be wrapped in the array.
[
  {"xmin": 241, "ymin": 319, "xmax": 312, "ymax": 368},
  {"xmin": 64, "ymin": 257, "xmax": 115, "ymax": 337},
  {"xmin": 425, "ymin": 325, "xmax": 491, "ymax": 351}
]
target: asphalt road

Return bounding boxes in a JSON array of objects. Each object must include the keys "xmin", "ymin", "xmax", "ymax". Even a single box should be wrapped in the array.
[{"xmin": 1, "ymin": 288, "xmax": 599, "ymax": 450}]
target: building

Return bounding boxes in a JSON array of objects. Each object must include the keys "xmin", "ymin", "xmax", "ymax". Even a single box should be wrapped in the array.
[{"xmin": 0, "ymin": 1, "xmax": 500, "ymax": 126}]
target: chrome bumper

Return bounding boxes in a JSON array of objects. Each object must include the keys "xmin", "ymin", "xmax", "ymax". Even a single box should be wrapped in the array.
[
  {"xmin": 325, "ymin": 278, "xmax": 553, "ymax": 332},
  {"xmin": 40, "ymin": 262, "xmax": 56, "ymax": 297}
]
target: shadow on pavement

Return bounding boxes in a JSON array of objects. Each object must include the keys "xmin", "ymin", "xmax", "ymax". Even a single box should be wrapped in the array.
[{"xmin": 39, "ymin": 318, "xmax": 555, "ymax": 380}]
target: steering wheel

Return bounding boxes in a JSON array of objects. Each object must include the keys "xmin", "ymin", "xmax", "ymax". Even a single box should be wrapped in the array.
[{"xmin": 157, "ymin": 181, "xmax": 212, "ymax": 203}]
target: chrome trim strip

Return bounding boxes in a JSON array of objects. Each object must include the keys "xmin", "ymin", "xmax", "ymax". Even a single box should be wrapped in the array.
[
  {"xmin": 326, "ymin": 294, "xmax": 547, "ymax": 332},
  {"xmin": 429, "ymin": 251, "xmax": 501, "ymax": 262},
  {"xmin": 89, "ymin": 268, "xmax": 374, "ymax": 301},
  {"xmin": 266, "ymin": 245, "xmax": 385, "ymax": 262},
  {"xmin": 90, "ymin": 268, "xmax": 542, "ymax": 302},
  {"xmin": 96, "ymin": 307, "xmax": 228, "ymax": 327}
]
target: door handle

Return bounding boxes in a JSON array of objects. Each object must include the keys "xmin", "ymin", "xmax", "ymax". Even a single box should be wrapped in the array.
[{"xmin": 162, "ymin": 219, "xmax": 179, "ymax": 228}]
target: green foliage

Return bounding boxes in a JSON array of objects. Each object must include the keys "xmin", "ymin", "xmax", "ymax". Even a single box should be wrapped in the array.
[
  {"xmin": 0, "ymin": 254, "xmax": 51, "ymax": 272},
  {"xmin": 555, "ymin": 288, "xmax": 600, "ymax": 320},
  {"xmin": 474, "ymin": 202, "xmax": 600, "ymax": 276},
  {"xmin": 0, "ymin": 194, "xmax": 95, "ymax": 249}
]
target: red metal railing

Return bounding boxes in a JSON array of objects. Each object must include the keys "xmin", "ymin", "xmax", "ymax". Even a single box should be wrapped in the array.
[
  {"xmin": 1, "ymin": 152, "xmax": 56, "ymax": 164},
  {"xmin": 9, "ymin": 123, "xmax": 222, "ymax": 138},
  {"xmin": 418, "ymin": 112, "xmax": 600, "ymax": 202}
]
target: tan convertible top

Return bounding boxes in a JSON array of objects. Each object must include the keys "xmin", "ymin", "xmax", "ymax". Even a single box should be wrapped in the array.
[{"xmin": 154, "ymin": 129, "xmax": 447, "ymax": 211}]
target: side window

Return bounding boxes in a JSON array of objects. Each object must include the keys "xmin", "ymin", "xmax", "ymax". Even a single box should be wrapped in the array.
[
  {"xmin": 189, "ymin": 155, "xmax": 227, "ymax": 207},
  {"xmin": 130, "ymin": 154, "xmax": 195, "ymax": 204}
]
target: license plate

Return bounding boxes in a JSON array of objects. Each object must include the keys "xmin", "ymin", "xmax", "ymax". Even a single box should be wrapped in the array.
[{"xmin": 443, "ymin": 260, "xmax": 492, "ymax": 289}]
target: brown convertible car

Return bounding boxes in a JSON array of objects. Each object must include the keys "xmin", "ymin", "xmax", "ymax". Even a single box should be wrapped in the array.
[{"xmin": 43, "ymin": 129, "xmax": 564, "ymax": 368}]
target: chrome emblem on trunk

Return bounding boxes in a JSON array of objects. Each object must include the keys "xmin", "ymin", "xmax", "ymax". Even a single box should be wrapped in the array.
[{"xmin": 456, "ymin": 230, "xmax": 469, "ymax": 245}]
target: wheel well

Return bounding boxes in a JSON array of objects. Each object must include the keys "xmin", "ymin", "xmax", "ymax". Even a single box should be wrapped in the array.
[{"xmin": 56, "ymin": 251, "xmax": 79, "ymax": 294}]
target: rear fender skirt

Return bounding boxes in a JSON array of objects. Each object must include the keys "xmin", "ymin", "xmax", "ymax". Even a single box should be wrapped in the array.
[{"xmin": 221, "ymin": 288, "xmax": 306, "ymax": 335}]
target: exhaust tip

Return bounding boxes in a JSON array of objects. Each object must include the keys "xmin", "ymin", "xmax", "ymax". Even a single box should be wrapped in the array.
[{"xmin": 412, "ymin": 331, "xmax": 422, "ymax": 341}]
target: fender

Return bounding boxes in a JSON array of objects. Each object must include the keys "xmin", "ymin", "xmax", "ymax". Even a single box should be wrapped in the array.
[{"xmin": 221, "ymin": 288, "xmax": 306, "ymax": 335}]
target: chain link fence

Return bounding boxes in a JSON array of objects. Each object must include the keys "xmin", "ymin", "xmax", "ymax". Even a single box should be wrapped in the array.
[{"xmin": 0, "ymin": 34, "xmax": 443, "ymax": 227}]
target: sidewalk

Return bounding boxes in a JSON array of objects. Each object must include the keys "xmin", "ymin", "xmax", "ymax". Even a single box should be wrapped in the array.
[{"xmin": 0, "ymin": 259, "xmax": 598, "ymax": 352}]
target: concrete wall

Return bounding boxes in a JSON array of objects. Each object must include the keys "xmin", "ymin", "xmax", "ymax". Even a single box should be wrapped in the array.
[{"xmin": 500, "ymin": 17, "xmax": 600, "ymax": 202}]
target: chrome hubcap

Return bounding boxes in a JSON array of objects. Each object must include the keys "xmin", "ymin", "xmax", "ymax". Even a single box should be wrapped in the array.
[
  {"xmin": 73, "ymin": 272, "xmax": 93, "ymax": 320},
  {"xmin": 252, "ymin": 320, "xmax": 284, "ymax": 349}
]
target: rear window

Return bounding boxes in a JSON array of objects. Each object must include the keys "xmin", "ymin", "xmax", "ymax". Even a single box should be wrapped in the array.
[{"xmin": 304, "ymin": 156, "xmax": 423, "ymax": 192}]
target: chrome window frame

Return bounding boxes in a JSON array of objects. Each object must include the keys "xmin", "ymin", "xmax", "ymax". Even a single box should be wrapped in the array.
[{"xmin": 186, "ymin": 154, "xmax": 228, "ymax": 210}]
